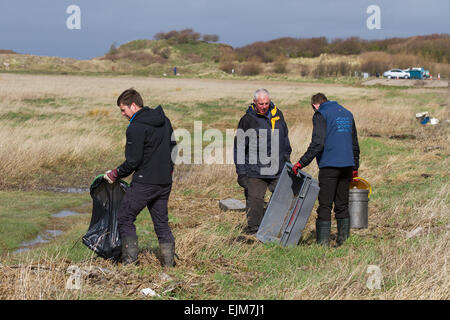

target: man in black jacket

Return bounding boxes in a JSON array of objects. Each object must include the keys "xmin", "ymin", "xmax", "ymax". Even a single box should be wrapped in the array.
[
  {"xmin": 104, "ymin": 88, "xmax": 177, "ymax": 266},
  {"xmin": 293, "ymin": 93, "xmax": 360, "ymax": 247},
  {"xmin": 234, "ymin": 88, "xmax": 292, "ymax": 235}
]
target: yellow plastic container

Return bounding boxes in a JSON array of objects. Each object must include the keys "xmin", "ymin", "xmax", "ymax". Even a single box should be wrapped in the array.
[{"xmin": 349, "ymin": 177, "xmax": 372, "ymax": 198}]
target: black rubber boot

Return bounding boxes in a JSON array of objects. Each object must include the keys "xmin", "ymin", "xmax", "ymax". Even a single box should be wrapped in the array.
[
  {"xmin": 316, "ymin": 220, "xmax": 331, "ymax": 246},
  {"xmin": 160, "ymin": 242, "xmax": 175, "ymax": 267},
  {"xmin": 336, "ymin": 218, "xmax": 350, "ymax": 247},
  {"xmin": 121, "ymin": 235, "xmax": 139, "ymax": 265}
]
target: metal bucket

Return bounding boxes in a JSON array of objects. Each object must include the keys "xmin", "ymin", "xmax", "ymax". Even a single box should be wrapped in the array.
[{"xmin": 349, "ymin": 188, "xmax": 369, "ymax": 228}]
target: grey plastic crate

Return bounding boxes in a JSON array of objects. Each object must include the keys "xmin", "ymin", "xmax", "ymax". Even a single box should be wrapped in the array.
[{"xmin": 256, "ymin": 163, "xmax": 319, "ymax": 247}]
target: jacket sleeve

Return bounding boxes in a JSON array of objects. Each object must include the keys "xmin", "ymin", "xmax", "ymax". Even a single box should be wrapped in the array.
[
  {"xmin": 352, "ymin": 119, "xmax": 360, "ymax": 170},
  {"xmin": 299, "ymin": 112, "xmax": 326, "ymax": 167},
  {"xmin": 117, "ymin": 124, "xmax": 146, "ymax": 178},
  {"xmin": 234, "ymin": 116, "xmax": 248, "ymax": 176},
  {"xmin": 281, "ymin": 112, "xmax": 292, "ymax": 163},
  {"xmin": 167, "ymin": 118, "xmax": 177, "ymax": 170}
]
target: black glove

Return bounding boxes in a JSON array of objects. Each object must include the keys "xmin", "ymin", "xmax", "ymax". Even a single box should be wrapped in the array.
[{"xmin": 237, "ymin": 175, "xmax": 248, "ymax": 189}]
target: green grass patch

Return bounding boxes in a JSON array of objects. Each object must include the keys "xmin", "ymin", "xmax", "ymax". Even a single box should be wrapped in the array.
[{"xmin": 0, "ymin": 191, "xmax": 89, "ymax": 255}]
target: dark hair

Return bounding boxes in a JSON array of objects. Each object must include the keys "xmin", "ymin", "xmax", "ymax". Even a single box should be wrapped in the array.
[
  {"xmin": 311, "ymin": 93, "xmax": 328, "ymax": 106},
  {"xmin": 117, "ymin": 88, "xmax": 144, "ymax": 107}
]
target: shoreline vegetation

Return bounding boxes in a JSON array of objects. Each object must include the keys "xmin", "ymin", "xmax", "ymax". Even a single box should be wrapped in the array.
[{"xmin": 1, "ymin": 33, "xmax": 449, "ymax": 80}]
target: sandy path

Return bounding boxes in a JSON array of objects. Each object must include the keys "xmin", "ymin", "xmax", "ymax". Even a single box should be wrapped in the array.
[{"xmin": 0, "ymin": 73, "xmax": 377, "ymax": 106}]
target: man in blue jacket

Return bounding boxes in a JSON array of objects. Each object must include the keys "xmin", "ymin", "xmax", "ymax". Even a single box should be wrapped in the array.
[
  {"xmin": 104, "ymin": 88, "xmax": 177, "ymax": 266},
  {"xmin": 234, "ymin": 88, "xmax": 292, "ymax": 235},
  {"xmin": 293, "ymin": 93, "xmax": 360, "ymax": 247}
]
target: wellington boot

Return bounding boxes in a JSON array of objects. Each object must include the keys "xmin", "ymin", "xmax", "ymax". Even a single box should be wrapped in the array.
[
  {"xmin": 336, "ymin": 218, "xmax": 350, "ymax": 247},
  {"xmin": 160, "ymin": 242, "xmax": 175, "ymax": 267},
  {"xmin": 316, "ymin": 220, "xmax": 331, "ymax": 246},
  {"xmin": 121, "ymin": 236, "xmax": 139, "ymax": 265}
]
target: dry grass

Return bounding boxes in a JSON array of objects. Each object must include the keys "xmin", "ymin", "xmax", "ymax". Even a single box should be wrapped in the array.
[{"xmin": 0, "ymin": 120, "xmax": 114, "ymax": 188}]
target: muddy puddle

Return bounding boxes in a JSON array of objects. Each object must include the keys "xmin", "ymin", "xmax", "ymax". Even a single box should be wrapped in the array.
[
  {"xmin": 45, "ymin": 187, "xmax": 89, "ymax": 193},
  {"xmin": 51, "ymin": 210, "xmax": 82, "ymax": 218},
  {"xmin": 14, "ymin": 230, "xmax": 63, "ymax": 254},
  {"xmin": 13, "ymin": 209, "xmax": 87, "ymax": 254}
]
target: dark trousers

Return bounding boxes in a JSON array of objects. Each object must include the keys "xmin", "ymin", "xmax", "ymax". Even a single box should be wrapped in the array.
[
  {"xmin": 246, "ymin": 177, "xmax": 278, "ymax": 231},
  {"xmin": 317, "ymin": 167, "xmax": 353, "ymax": 222},
  {"xmin": 117, "ymin": 182, "xmax": 174, "ymax": 244}
]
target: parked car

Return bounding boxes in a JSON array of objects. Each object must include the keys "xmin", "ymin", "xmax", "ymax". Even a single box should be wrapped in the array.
[
  {"xmin": 403, "ymin": 67, "xmax": 430, "ymax": 79},
  {"xmin": 383, "ymin": 69, "xmax": 410, "ymax": 79}
]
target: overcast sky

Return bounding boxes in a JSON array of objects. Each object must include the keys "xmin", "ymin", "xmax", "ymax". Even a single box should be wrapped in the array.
[{"xmin": 0, "ymin": 0, "xmax": 448, "ymax": 59}]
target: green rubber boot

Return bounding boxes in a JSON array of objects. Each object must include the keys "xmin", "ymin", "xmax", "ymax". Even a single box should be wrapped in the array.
[
  {"xmin": 336, "ymin": 218, "xmax": 350, "ymax": 247},
  {"xmin": 316, "ymin": 220, "xmax": 331, "ymax": 246},
  {"xmin": 121, "ymin": 235, "xmax": 139, "ymax": 265},
  {"xmin": 160, "ymin": 242, "xmax": 175, "ymax": 267}
]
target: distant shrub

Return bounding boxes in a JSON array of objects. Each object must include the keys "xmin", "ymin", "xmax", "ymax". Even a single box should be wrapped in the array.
[
  {"xmin": 272, "ymin": 55, "xmax": 288, "ymax": 73},
  {"xmin": 338, "ymin": 61, "xmax": 351, "ymax": 76},
  {"xmin": 203, "ymin": 34, "xmax": 219, "ymax": 43},
  {"xmin": 360, "ymin": 52, "xmax": 392, "ymax": 75},
  {"xmin": 313, "ymin": 60, "xmax": 354, "ymax": 77},
  {"xmin": 160, "ymin": 47, "xmax": 171, "ymax": 59},
  {"xmin": 108, "ymin": 42, "xmax": 118, "ymax": 55},
  {"xmin": 219, "ymin": 61, "xmax": 235, "ymax": 74},
  {"xmin": 0, "ymin": 49, "xmax": 17, "ymax": 54},
  {"xmin": 233, "ymin": 34, "xmax": 450, "ymax": 65},
  {"xmin": 219, "ymin": 48, "xmax": 237, "ymax": 62},
  {"xmin": 239, "ymin": 60, "xmax": 262, "ymax": 76},
  {"xmin": 391, "ymin": 53, "xmax": 420, "ymax": 69},
  {"xmin": 313, "ymin": 61, "xmax": 327, "ymax": 78},
  {"xmin": 299, "ymin": 64, "xmax": 311, "ymax": 77},
  {"xmin": 153, "ymin": 28, "xmax": 203, "ymax": 44},
  {"xmin": 152, "ymin": 45, "xmax": 171, "ymax": 59},
  {"xmin": 329, "ymin": 37, "xmax": 363, "ymax": 55},
  {"xmin": 153, "ymin": 32, "xmax": 165, "ymax": 40}
]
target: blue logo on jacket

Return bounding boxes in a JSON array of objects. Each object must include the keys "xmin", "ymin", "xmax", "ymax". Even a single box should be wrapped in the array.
[{"xmin": 336, "ymin": 117, "xmax": 352, "ymax": 133}]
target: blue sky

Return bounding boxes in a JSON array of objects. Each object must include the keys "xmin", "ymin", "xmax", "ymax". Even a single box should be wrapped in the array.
[{"xmin": 0, "ymin": 0, "xmax": 448, "ymax": 59}]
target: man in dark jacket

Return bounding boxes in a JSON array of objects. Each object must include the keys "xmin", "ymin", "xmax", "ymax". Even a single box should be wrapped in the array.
[
  {"xmin": 104, "ymin": 88, "xmax": 177, "ymax": 266},
  {"xmin": 234, "ymin": 88, "xmax": 292, "ymax": 235},
  {"xmin": 293, "ymin": 93, "xmax": 360, "ymax": 247}
]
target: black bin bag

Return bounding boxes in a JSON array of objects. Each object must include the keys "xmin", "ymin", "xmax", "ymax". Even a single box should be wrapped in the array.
[{"xmin": 82, "ymin": 175, "xmax": 129, "ymax": 260}]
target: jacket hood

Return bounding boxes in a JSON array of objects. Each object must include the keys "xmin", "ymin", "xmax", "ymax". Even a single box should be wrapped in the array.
[
  {"xmin": 318, "ymin": 100, "xmax": 339, "ymax": 111},
  {"xmin": 132, "ymin": 106, "xmax": 166, "ymax": 127}
]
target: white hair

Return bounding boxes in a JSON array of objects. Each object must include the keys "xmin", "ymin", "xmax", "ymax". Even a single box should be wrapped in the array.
[{"xmin": 254, "ymin": 88, "xmax": 270, "ymax": 100}]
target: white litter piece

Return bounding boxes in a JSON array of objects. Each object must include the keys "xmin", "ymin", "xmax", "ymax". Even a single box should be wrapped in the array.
[
  {"xmin": 430, "ymin": 118, "xmax": 439, "ymax": 125},
  {"xmin": 415, "ymin": 112, "xmax": 429, "ymax": 118},
  {"xmin": 141, "ymin": 288, "xmax": 161, "ymax": 297},
  {"xmin": 406, "ymin": 227, "xmax": 425, "ymax": 239}
]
